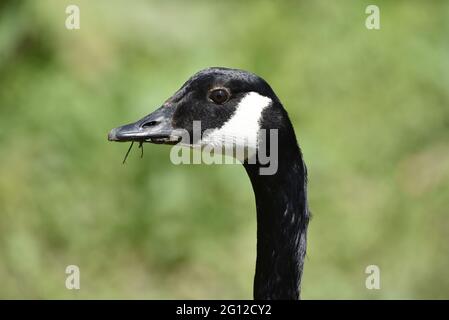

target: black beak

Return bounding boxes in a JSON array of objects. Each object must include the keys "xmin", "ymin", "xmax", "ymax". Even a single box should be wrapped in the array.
[{"xmin": 108, "ymin": 105, "xmax": 181, "ymax": 144}]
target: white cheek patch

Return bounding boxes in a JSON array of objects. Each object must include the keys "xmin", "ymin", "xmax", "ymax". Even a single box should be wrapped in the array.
[{"xmin": 201, "ymin": 91, "xmax": 272, "ymax": 155}]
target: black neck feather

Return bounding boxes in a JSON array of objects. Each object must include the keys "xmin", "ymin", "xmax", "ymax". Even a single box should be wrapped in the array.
[{"xmin": 243, "ymin": 117, "xmax": 309, "ymax": 300}]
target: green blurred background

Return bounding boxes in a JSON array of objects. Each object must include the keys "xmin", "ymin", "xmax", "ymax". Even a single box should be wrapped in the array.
[{"xmin": 0, "ymin": 0, "xmax": 448, "ymax": 299}]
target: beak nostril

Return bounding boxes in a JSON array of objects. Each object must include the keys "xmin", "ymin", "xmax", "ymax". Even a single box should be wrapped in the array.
[{"xmin": 142, "ymin": 121, "xmax": 159, "ymax": 128}]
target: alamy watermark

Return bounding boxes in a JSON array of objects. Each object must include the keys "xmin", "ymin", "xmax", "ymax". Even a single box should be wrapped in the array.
[
  {"xmin": 365, "ymin": 5, "xmax": 380, "ymax": 30},
  {"xmin": 168, "ymin": 121, "xmax": 279, "ymax": 175},
  {"xmin": 65, "ymin": 5, "xmax": 80, "ymax": 30},
  {"xmin": 65, "ymin": 265, "xmax": 80, "ymax": 290},
  {"xmin": 365, "ymin": 265, "xmax": 381, "ymax": 290}
]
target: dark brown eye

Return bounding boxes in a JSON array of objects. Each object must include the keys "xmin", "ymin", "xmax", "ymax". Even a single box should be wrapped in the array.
[{"xmin": 208, "ymin": 88, "xmax": 229, "ymax": 104}]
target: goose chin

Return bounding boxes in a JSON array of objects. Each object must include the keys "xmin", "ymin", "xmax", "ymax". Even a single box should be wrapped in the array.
[
  {"xmin": 108, "ymin": 130, "xmax": 182, "ymax": 145},
  {"xmin": 145, "ymin": 135, "xmax": 182, "ymax": 145},
  {"xmin": 108, "ymin": 128, "xmax": 180, "ymax": 144}
]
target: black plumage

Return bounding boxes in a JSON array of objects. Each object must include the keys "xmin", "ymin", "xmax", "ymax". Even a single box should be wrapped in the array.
[{"xmin": 108, "ymin": 67, "xmax": 310, "ymax": 300}]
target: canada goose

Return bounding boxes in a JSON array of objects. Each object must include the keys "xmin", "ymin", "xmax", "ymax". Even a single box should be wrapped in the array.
[{"xmin": 108, "ymin": 67, "xmax": 310, "ymax": 300}]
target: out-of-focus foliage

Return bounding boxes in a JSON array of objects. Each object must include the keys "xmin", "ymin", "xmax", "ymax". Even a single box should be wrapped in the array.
[{"xmin": 0, "ymin": 0, "xmax": 448, "ymax": 299}]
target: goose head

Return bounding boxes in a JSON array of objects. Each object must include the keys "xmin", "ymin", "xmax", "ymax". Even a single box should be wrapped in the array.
[{"xmin": 108, "ymin": 67, "xmax": 292, "ymax": 163}]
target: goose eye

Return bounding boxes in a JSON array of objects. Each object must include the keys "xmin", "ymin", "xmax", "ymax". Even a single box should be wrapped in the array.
[{"xmin": 208, "ymin": 89, "xmax": 229, "ymax": 104}]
